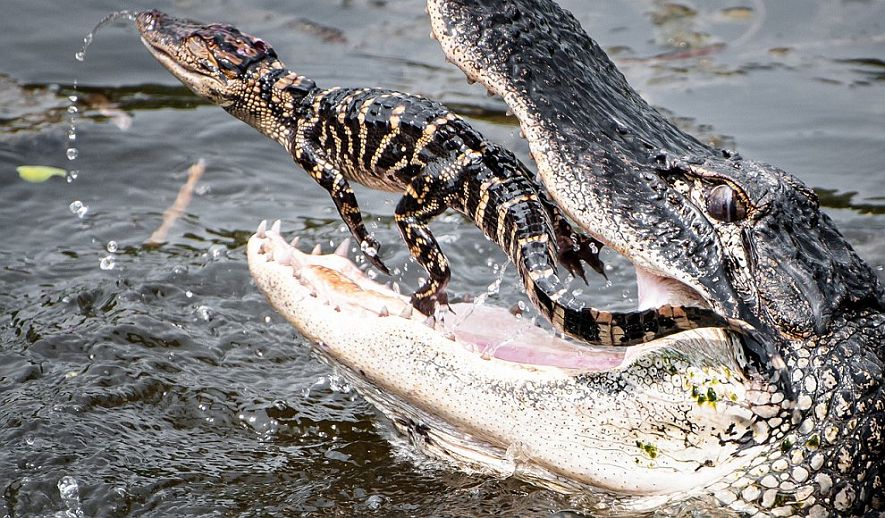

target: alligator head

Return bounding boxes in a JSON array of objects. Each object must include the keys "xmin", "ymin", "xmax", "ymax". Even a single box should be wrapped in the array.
[
  {"xmin": 426, "ymin": 0, "xmax": 885, "ymax": 387},
  {"xmin": 423, "ymin": 0, "xmax": 884, "ymax": 514},
  {"xmin": 136, "ymin": 9, "xmax": 306, "ymax": 141}
]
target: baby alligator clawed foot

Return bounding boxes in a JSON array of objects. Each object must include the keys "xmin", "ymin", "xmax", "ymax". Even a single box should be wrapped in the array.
[{"xmin": 556, "ymin": 231, "xmax": 606, "ymax": 283}]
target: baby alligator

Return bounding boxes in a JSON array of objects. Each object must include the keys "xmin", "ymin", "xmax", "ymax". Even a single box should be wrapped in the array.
[{"xmin": 135, "ymin": 10, "xmax": 746, "ymax": 346}]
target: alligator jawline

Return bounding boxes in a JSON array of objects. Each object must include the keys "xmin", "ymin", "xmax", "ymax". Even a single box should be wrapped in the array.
[{"xmin": 248, "ymin": 219, "xmax": 733, "ymax": 372}]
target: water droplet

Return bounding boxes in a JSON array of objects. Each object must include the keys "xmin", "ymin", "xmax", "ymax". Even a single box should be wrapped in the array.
[
  {"xmin": 264, "ymin": 315, "xmax": 271, "ymax": 323},
  {"xmin": 24, "ymin": 434, "xmax": 35, "ymax": 446},
  {"xmin": 69, "ymin": 200, "xmax": 88, "ymax": 218},
  {"xmin": 208, "ymin": 244, "xmax": 226, "ymax": 260},
  {"xmin": 367, "ymin": 270, "xmax": 377, "ymax": 279},
  {"xmin": 74, "ymin": 51, "xmax": 86, "ymax": 62},
  {"xmin": 185, "ymin": 290, "xmax": 193, "ymax": 298},
  {"xmin": 99, "ymin": 255, "xmax": 115, "ymax": 270},
  {"xmin": 66, "ymin": 170, "xmax": 79, "ymax": 183},
  {"xmin": 360, "ymin": 240, "xmax": 378, "ymax": 257},
  {"xmin": 68, "ymin": 95, "xmax": 78, "ymax": 103},
  {"xmin": 67, "ymin": 105, "xmax": 79, "ymax": 114},
  {"xmin": 68, "ymin": 131, "xmax": 77, "ymax": 141},
  {"xmin": 366, "ymin": 494, "xmax": 384, "ymax": 510},
  {"xmin": 197, "ymin": 305, "xmax": 213, "ymax": 321},
  {"xmin": 66, "ymin": 148, "xmax": 79, "ymax": 160},
  {"xmin": 328, "ymin": 374, "xmax": 352, "ymax": 393},
  {"xmin": 106, "ymin": 240, "xmax": 118, "ymax": 253},
  {"xmin": 83, "ymin": 33, "xmax": 93, "ymax": 46}
]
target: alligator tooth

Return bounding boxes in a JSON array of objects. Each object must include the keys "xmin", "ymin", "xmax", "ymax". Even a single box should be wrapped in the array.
[
  {"xmin": 271, "ymin": 219, "xmax": 282, "ymax": 235},
  {"xmin": 399, "ymin": 305, "xmax": 413, "ymax": 318},
  {"xmin": 505, "ymin": 109, "xmax": 513, "ymax": 117},
  {"xmin": 257, "ymin": 220, "xmax": 267, "ymax": 238},
  {"xmin": 430, "ymin": 31, "xmax": 437, "ymax": 40},
  {"xmin": 519, "ymin": 129, "xmax": 525, "ymax": 139},
  {"xmin": 334, "ymin": 238, "xmax": 351, "ymax": 257},
  {"xmin": 422, "ymin": 315, "xmax": 435, "ymax": 328},
  {"xmin": 378, "ymin": 305, "xmax": 390, "ymax": 317},
  {"xmin": 276, "ymin": 247, "xmax": 293, "ymax": 265},
  {"xmin": 391, "ymin": 282, "xmax": 401, "ymax": 295},
  {"xmin": 334, "ymin": 305, "xmax": 341, "ymax": 312},
  {"xmin": 311, "ymin": 243, "xmax": 322, "ymax": 255},
  {"xmin": 486, "ymin": 89, "xmax": 495, "ymax": 97},
  {"xmin": 291, "ymin": 261, "xmax": 302, "ymax": 278},
  {"xmin": 466, "ymin": 77, "xmax": 476, "ymax": 85}
]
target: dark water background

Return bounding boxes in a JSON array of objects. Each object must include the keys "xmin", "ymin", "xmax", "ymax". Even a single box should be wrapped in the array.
[{"xmin": 1, "ymin": 0, "xmax": 883, "ymax": 515}]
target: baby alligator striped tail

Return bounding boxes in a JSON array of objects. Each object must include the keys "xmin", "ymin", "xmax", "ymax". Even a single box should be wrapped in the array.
[{"xmin": 136, "ymin": 9, "xmax": 750, "ymax": 347}]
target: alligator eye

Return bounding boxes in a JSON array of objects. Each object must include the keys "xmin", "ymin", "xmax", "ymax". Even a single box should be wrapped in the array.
[{"xmin": 706, "ymin": 184, "xmax": 747, "ymax": 222}]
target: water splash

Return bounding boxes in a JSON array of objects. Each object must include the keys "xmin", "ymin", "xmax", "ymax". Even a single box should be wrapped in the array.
[
  {"xmin": 57, "ymin": 476, "xmax": 85, "ymax": 518},
  {"xmin": 75, "ymin": 10, "xmax": 137, "ymax": 62},
  {"xmin": 68, "ymin": 10, "xmax": 137, "ymax": 190}
]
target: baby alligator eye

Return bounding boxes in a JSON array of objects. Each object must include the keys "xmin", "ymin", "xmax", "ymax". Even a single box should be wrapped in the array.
[{"xmin": 706, "ymin": 184, "xmax": 747, "ymax": 222}]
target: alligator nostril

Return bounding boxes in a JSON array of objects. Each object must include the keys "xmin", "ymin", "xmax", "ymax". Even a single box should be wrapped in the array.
[{"xmin": 136, "ymin": 10, "xmax": 163, "ymax": 31}]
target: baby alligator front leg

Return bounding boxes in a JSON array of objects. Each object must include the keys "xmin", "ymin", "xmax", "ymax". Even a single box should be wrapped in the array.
[{"xmin": 294, "ymin": 144, "xmax": 390, "ymax": 274}]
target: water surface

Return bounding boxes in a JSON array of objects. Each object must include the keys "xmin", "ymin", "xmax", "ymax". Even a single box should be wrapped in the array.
[{"xmin": 1, "ymin": 0, "xmax": 883, "ymax": 515}]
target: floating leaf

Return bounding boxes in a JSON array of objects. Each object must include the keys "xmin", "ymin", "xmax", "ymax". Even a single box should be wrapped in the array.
[{"xmin": 17, "ymin": 165, "xmax": 67, "ymax": 183}]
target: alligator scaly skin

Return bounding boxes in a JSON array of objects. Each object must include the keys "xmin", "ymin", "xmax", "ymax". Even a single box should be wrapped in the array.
[
  {"xmin": 137, "ymin": 11, "xmax": 742, "ymax": 346},
  {"xmin": 427, "ymin": 0, "xmax": 885, "ymax": 514}
]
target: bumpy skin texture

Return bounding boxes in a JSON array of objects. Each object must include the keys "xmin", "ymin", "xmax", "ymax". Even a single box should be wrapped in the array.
[
  {"xmin": 427, "ymin": 0, "xmax": 884, "ymax": 514},
  {"xmin": 135, "ymin": 10, "xmax": 745, "ymax": 347}
]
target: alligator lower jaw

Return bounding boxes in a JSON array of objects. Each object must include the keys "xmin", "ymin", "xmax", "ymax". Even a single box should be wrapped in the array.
[{"xmin": 247, "ymin": 220, "xmax": 759, "ymax": 503}]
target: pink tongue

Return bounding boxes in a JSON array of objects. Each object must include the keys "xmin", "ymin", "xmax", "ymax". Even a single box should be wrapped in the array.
[{"xmin": 447, "ymin": 304, "xmax": 628, "ymax": 371}]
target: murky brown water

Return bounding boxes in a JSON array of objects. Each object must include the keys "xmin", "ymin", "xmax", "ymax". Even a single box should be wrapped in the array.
[{"xmin": 1, "ymin": 0, "xmax": 883, "ymax": 515}]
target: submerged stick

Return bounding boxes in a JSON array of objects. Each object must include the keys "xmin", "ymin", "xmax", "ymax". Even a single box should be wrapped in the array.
[{"xmin": 145, "ymin": 159, "xmax": 206, "ymax": 246}]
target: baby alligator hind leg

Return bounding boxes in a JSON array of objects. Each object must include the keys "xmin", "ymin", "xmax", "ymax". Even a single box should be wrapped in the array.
[
  {"xmin": 495, "ymin": 150, "xmax": 605, "ymax": 282},
  {"xmin": 394, "ymin": 160, "xmax": 465, "ymax": 316},
  {"xmin": 295, "ymin": 143, "xmax": 390, "ymax": 274}
]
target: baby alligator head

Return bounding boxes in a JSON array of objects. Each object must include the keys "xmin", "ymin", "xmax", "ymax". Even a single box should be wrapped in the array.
[{"xmin": 136, "ymin": 10, "xmax": 287, "ymax": 115}]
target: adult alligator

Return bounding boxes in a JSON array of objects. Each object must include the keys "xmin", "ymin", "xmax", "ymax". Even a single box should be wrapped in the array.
[{"xmin": 135, "ymin": 2, "xmax": 883, "ymax": 516}]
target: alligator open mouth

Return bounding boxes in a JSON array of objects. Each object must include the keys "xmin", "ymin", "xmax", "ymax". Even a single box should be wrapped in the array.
[{"xmin": 248, "ymin": 220, "xmax": 720, "ymax": 372}]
